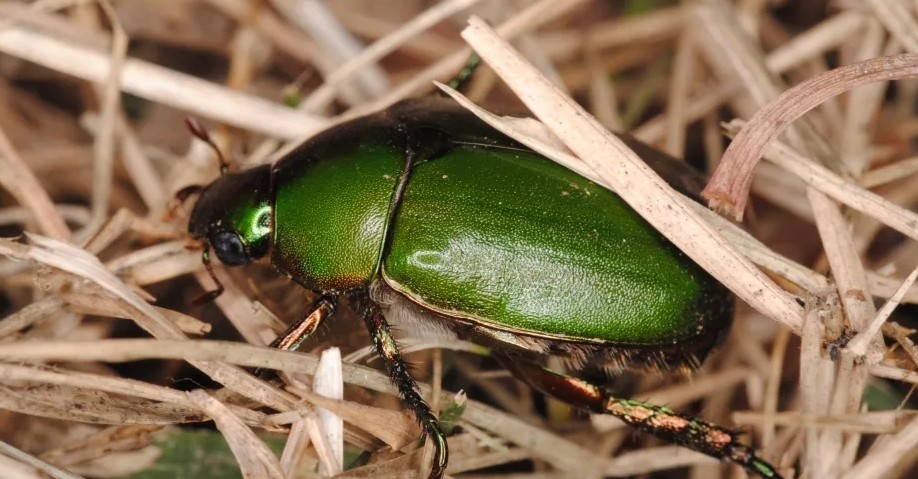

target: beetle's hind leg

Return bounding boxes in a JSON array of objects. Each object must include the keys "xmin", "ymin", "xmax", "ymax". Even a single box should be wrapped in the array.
[
  {"xmin": 498, "ymin": 356, "xmax": 783, "ymax": 479},
  {"xmin": 352, "ymin": 292, "xmax": 448, "ymax": 479}
]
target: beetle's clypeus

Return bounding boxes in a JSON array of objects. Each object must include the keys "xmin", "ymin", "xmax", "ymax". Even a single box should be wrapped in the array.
[{"xmin": 187, "ymin": 96, "xmax": 782, "ymax": 479}]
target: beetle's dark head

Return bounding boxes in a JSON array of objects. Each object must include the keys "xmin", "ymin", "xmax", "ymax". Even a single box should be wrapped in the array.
[{"xmin": 188, "ymin": 164, "xmax": 273, "ymax": 266}]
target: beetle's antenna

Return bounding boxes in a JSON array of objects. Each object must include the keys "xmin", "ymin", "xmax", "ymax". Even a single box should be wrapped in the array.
[
  {"xmin": 185, "ymin": 116, "xmax": 231, "ymax": 176},
  {"xmin": 193, "ymin": 245, "xmax": 225, "ymax": 304}
]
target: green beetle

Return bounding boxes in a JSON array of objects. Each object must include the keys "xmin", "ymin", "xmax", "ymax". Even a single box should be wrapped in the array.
[{"xmin": 187, "ymin": 96, "xmax": 780, "ymax": 479}]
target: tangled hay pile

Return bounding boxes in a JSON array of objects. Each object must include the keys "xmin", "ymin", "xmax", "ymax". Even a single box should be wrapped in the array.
[{"xmin": 1, "ymin": 1, "xmax": 918, "ymax": 478}]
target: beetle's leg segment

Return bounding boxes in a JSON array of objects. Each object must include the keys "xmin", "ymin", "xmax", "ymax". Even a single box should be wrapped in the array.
[
  {"xmin": 500, "ymin": 358, "xmax": 783, "ymax": 479},
  {"xmin": 269, "ymin": 296, "xmax": 336, "ymax": 351},
  {"xmin": 253, "ymin": 296, "xmax": 336, "ymax": 377},
  {"xmin": 193, "ymin": 246, "xmax": 224, "ymax": 305},
  {"xmin": 354, "ymin": 295, "xmax": 448, "ymax": 479}
]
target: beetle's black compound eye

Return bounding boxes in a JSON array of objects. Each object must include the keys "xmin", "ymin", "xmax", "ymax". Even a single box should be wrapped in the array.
[{"xmin": 211, "ymin": 230, "xmax": 249, "ymax": 266}]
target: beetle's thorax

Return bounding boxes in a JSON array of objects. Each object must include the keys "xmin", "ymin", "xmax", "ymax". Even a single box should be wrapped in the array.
[
  {"xmin": 269, "ymin": 115, "xmax": 408, "ymax": 292},
  {"xmin": 188, "ymin": 164, "xmax": 273, "ymax": 266}
]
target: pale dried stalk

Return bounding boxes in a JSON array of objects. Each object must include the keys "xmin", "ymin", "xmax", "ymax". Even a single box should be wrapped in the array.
[
  {"xmin": 202, "ymin": 0, "xmax": 316, "ymax": 61},
  {"xmin": 85, "ymin": 0, "xmax": 127, "ymax": 239},
  {"xmin": 847, "ymin": 264, "xmax": 918, "ymax": 356},
  {"xmin": 313, "ymin": 347, "xmax": 344, "ymax": 476},
  {"xmin": 61, "ymin": 292, "xmax": 211, "ymax": 335},
  {"xmin": 116, "ymin": 117, "xmax": 164, "ymax": 212},
  {"xmin": 446, "ymin": 447, "xmax": 532, "ymax": 474},
  {"xmin": 762, "ymin": 329, "xmax": 791, "ymax": 448},
  {"xmin": 808, "ymin": 188, "xmax": 872, "ymax": 477},
  {"xmin": 271, "ymin": 0, "xmax": 387, "ymax": 98},
  {"xmin": 602, "ymin": 446, "xmax": 715, "ymax": 476},
  {"xmin": 838, "ymin": 17, "xmax": 887, "ymax": 176},
  {"xmin": 733, "ymin": 410, "xmax": 909, "ymax": 434},
  {"xmin": 851, "ymin": 174, "xmax": 918, "ymax": 257},
  {"xmin": 455, "ymin": 17, "xmax": 803, "ymax": 332},
  {"xmin": 0, "ymin": 206, "xmax": 89, "ymax": 229},
  {"xmin": 344, "ymin": 0, "xmax": 591, "ymax": 120},
  {"xmin": 0, "ymin": 127, "xmax": 71, "ymax": 241},
  {"xmin": 872, "ymin": 363, "xmax": 918, "ymax": 385},
  {"xmin": 0, "ymin": 364, "xmax": 192, "ymax": 413},
  {"xmin": 692, "ymin": 0, "xmax": 789, "ymax": 120},
  {"xmin": 300, "ymin": 407, "xmax": 344, "ymax": 478},
  {"xmin": 663, "ymin": 25, "xmax": 696, "ymax": 157},
  {"xmin": 302, "ymin": 0, "xmax": 482, "ymax": 112},
  {"xmin": 0, "ymin": 338, "xmax": 605, "ymax": 474},
  {"xmin": 194, "ymin": 268, "xmax": 280, "ymax": 347},
  {"xmin": 0, "ymin": 297, "xmax": 63, "ymax": 338},
  {"xmin": 585, "ymin": 42, "xmax": 622, "ymax": 131},
  {"xmin": 765, "ymin": 11, "xmax": 867, "ymax": 75},
  {"xmin": 112, "ymin": 250, "xmax": 201, "ymax": 287},
  {"xmin": 724, "ymin": 121, "xmax": 918, "ymax": 245},
  {"xmin": 800, "ymin": 297, "xmax": 836, "ymax": 476},
  {"xmin": 0, "ymin": 440, "xmax": 84, "ymax": 479},
  {"xmin": 278, "ymin": 414, "xmax": 311, "ymax": 476},
  {"xmin": 0, "ymin": 385, "xmax": 190, "ymax": 425},
  {"xmin": 326, "ymin": 5, "xmax": 458, "ymax": 61},
  {"xmin": 866, "ymin": 0, "xmax": 918, "ymax": 53},
  {"xmin": 633, "ymin": 84, "xmax": 736, "ymax": 144},
  {"xmin": 58, "ymin": 120, "xmax": 161, "ymax": 220},
  {"xmin": 749, "ymin": 163, "xmax": 812, "ymax": 221},
  {"xmin": 861, "ymin": 156, "xmax": 918, "ymax": 188},
  {"xmin": 84, "ymin": 209, "xmax": 180, "ymax": 255},
  {"xmin": 539, "ymin": 6, "xmax": 686, "ymax": 62},
  {"xmin": 187, "ymin": 390, "xmax": 285, "ymax": 479},
  {"xmin": 634, "ymin": 9, "xmax": 867, "ymax": 146},
  {"xmin": 882, "ymin": 322, "xmax": 918, "ymax": 371},
  {"xmin": 805, "ymin": 190, "xmax": 876, "ymax": 346},
  {"xmin": 289, "ymin": 389, "xmax": 418, "ymax": 450},
  {"xmin": 0, "ymin": 25, "xmax": 323, "ymax": 139},
  {"xmin": 0, "ymin": 236, "xmax": 299, "ymax": 412},
  {"xmin": 839, "ymin": 416, "xmax": 918, "ymax": 479}
]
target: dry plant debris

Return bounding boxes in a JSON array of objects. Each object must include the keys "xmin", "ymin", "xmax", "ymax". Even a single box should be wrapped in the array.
[{"xmin": 0, "ymin": 1, "xmax": 918, "ymax": 478}]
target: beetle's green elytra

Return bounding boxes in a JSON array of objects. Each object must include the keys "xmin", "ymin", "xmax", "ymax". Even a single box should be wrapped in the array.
[
  {"xmin": 383, "ymin": 142, "xmax": 731, "ymax": 347},
  {"xmin": 188, "ymin": 96, "xmax": 780, "ymax": 479}
]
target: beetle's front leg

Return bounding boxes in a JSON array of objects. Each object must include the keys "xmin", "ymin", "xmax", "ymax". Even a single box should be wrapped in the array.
[
  {"xmin": 352, "ymin": 293, "xmax": 448, "ymax": 479},
  {"xmin": 268, "ymin": 296, "xmax": 336, "ymax": 351},
  {"xmin": 255, "ymin": 296, "xmax": 336, "ymax": 377},
  {"xmin": 499, "ymin": 357, "xmax": 783, "ymax": 479}
]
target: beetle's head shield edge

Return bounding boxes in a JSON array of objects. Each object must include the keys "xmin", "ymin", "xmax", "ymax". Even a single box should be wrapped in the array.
[{"xmin": 188, "ymin": 164, "xmax": 273, "ymax": 266}]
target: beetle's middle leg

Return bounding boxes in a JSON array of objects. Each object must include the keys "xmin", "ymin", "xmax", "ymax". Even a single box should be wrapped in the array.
[
  {"xmin": 352, "ymin": 292, "xmax": 448, "ymax": 479},
  {"xmin": 497, "ymin": 356, "xmax": 783, "ymax": 479}
]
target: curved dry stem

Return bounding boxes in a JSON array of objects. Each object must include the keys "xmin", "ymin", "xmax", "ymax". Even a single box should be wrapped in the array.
[{"xmin": 703, "ymin": 53, "xmax": 918, "ymax": 220}]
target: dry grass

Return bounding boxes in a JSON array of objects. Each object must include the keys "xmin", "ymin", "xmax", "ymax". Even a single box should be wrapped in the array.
[{"xmin": 1, "ymin": 1, "xmax": 918, "ymax": 478}]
